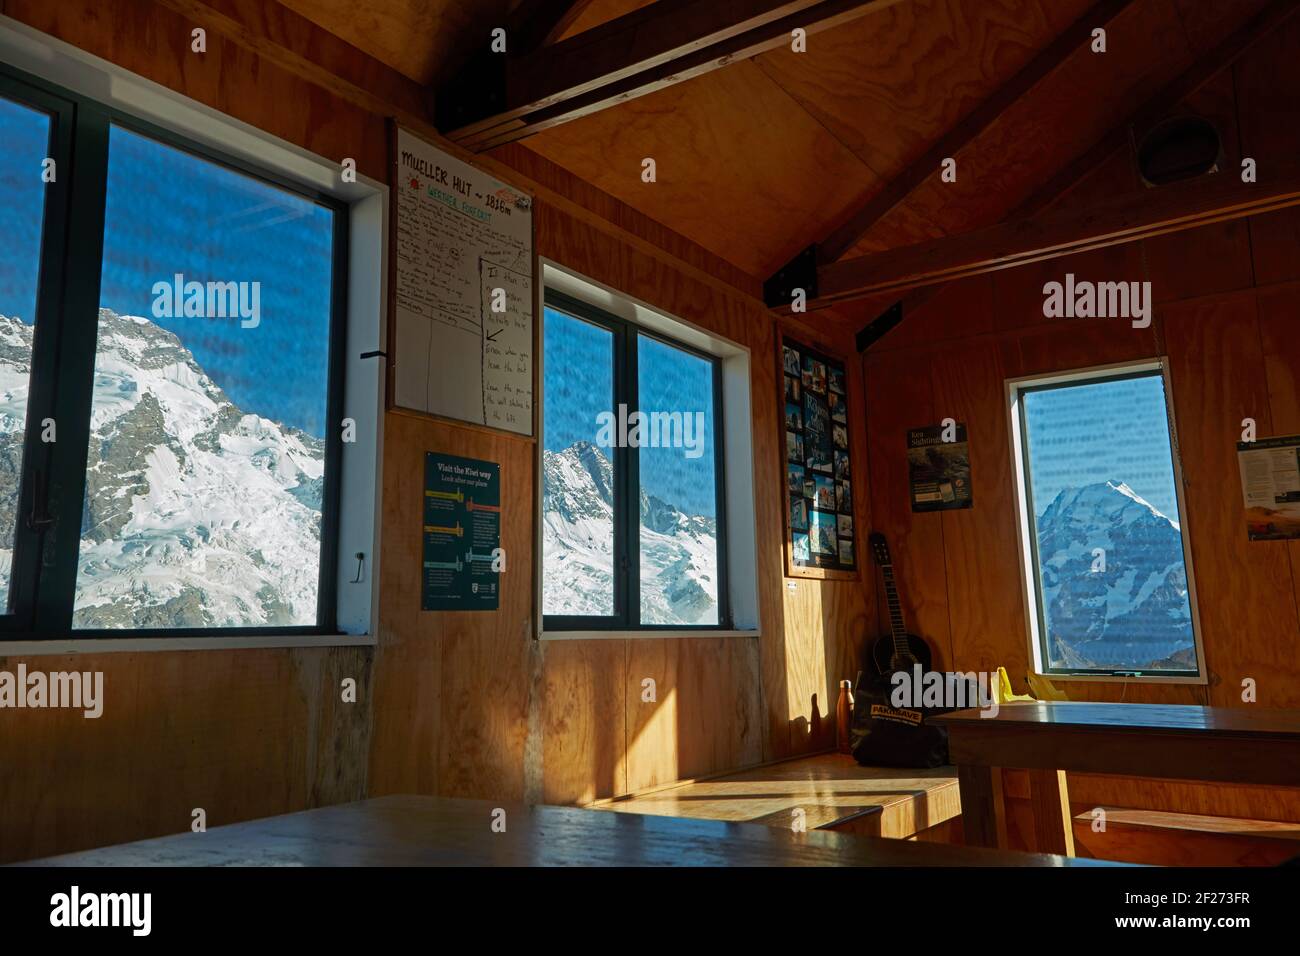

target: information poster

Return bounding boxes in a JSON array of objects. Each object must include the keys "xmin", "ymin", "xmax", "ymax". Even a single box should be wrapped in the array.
[
  {"xmin": 1237, "ymin": 434, "xmax": 1300, "ymax": 540},
  {"xmin": 393, "ymin": 126, "xmax": 534, "ymax": 436},
  {"xmin": 908, "ymin": 424, "xmax": 972, "ymax": 512},
  {"xmin": 782, "ymin": 339, "xmax": 856, "ymax": 572},
  {"xmin": 422, "ymin": 452, "xmax": 501, "ymax": 610}
]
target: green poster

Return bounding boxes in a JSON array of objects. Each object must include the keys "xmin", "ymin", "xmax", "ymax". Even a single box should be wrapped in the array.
[{"xmin": 422, "ymin": 452, "xmax": 501, "ymax": 611}]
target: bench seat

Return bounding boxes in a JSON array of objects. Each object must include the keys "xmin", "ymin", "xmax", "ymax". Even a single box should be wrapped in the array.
[
  {"xmin": 590, "ymin": 753, "xmax": 961, "ymax": 839},
  {"xmin": 1073, "ymin": 807, "xmax": 1300, "ymax": 866}
]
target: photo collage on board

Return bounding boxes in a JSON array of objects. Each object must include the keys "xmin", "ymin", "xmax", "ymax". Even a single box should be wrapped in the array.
[{"xmin": 783, "ymin": 340, "xmax": 855, "ymax": 570}]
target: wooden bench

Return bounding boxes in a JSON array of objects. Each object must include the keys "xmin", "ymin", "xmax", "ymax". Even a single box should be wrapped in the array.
[
  {"xmin": 590, "ymin": 753, "xmax": 961, "ymax": 840},
  {"xmin": 1072, "ymin": 807, "xmax": 1300, "ymax": 866}
]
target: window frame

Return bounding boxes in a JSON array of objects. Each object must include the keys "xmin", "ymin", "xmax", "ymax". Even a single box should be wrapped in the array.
[
  {"xmin": 0, "ymin": 70, "xmax": 76, "ymax": 633},
  {"xmin": 541, "ymin": 288, "xmax": 731, "ymax": 633},
  {"xmin": 1005, "ymin": 358, "xmax": 1207, "ymax": 683},
  {"xmin": 0, "ymin": 60, "xmax": 349, "ymax": 640}
]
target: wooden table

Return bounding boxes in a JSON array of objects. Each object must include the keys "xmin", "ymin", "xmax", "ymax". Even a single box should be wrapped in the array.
[
  {"xmin": 934, "ymin": 702, "xmax": 1300, "ymax": 856},
  {"xmin": 592, "ymin": 753, "xmax": 960, "ymax": 839},
  {"xmin": 18, "ymin": 794, "xmax": 1124, "ymax": 867}
]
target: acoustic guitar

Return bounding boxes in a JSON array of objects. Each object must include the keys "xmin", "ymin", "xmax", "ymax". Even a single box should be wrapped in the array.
[{"xmin": 867, "ymin": 532, "xmax": 934, "ymax": 675}]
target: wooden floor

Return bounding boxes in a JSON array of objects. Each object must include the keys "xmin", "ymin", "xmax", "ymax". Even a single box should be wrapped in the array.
[
  {"xmin": 591, "ymin": 753, "xmax": 960, "ymax": 838},
  {"xmin": 18, "ymin": 795, "xmax": 1124, "ymax": 867}
]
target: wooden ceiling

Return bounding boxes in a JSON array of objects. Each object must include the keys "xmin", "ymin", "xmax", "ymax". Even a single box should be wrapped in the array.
[{"xmin": 274, "ymin": 0, "xmax": 1281, "ymax": 326}]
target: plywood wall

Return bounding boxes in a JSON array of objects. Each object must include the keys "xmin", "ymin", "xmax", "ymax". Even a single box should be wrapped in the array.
[
  {"xmin": 0, "ymin": 0, "xmax": 875, "ymax": 860},
  {"xmin": 367, "ymin": 181, "xmax": 876, "ymax": 807},
  {"xmin": 859, "ymin": 19, "xmax": 1300, "ymax": 827}
]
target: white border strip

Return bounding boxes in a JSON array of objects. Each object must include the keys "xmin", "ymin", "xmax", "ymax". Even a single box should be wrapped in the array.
[{"xmin": 0, "ymin": 633, "xmax": 377, "ymax": 656}]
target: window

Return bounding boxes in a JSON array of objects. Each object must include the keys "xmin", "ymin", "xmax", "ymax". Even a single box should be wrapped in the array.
[
  {"xmin": 542, "ymin": 289, "xmax": 728, "ymax": 631},
  {"xmin": 1008, "ymin": 362, "xmax": 1203, "ymax": 679},
  {"xmin": 0, "ymin": 63, "xmax": 348, "ymax": 638}
]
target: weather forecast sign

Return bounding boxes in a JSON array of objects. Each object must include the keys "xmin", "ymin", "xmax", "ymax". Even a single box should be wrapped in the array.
[{"xmin": 422, "ymin": 452, "xmax": 501, "ymax": 611}]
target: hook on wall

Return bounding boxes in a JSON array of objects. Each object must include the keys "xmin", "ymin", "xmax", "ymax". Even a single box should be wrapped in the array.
[{"xmin": 350, "ymin": 552, "xmax": 366, "ymax": 584}]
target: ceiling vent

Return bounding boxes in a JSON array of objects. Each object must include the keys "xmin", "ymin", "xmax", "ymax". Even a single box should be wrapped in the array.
[{"xmin": 1136, "ymin": 115, "xmax": 1222, "ymax": 187}]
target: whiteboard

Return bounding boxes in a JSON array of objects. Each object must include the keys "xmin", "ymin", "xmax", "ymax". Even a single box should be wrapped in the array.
[{"xmin": 392, "ymin": 127, "xmax": 534, "ymax": 436}]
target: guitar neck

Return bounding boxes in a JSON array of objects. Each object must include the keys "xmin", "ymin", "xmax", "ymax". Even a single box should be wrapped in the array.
[{"xmin": 881, "ymin": 566, "xmax": 910, "ymax": 656}]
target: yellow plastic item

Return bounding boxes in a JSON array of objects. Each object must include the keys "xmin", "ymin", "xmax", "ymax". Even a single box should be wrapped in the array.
[
  {"xmin": 1025, "ymin": 670, "xmax": 1071, "ymax": 702},
  {"xmin": 995, "ymin": 666, "xmax": 1036, "ymax": 704}
]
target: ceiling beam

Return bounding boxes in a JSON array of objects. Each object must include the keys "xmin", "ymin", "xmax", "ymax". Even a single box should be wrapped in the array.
[
  {"xmin": 508, "ymin": 0, "xmax": 600, "ymax": 54},
  {"xmin": 436, "ymin": 0, "xmax": 896, "ymax": 151},
  {"xmin": 850, "ymin": 0, "xmax": 1300, "ymax": 348},
  {"xmin": 817, "ymin": 161, "xmax": 1300, "ymax": 305},
  {"xmin": 818, "ymin": 0, "xmax": 1138, "ymax": 267}
]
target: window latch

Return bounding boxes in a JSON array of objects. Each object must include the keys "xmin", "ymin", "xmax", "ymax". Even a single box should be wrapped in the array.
[{"xmin": 27, "ymin": 469, "xmax": 54, "ymax": 532}]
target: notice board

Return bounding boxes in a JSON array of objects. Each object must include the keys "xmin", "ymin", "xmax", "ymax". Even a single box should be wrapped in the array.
[
  {"xmin": 393, "ymin": 126, "xmax": 534, "ymax": 436},
  {"xmin": 422, "ymin": 452, "xmax": 501, "ymax": 611},
  {"xmin": 781, "ymin": 338, "xmax": 857, "ymax": 576}
]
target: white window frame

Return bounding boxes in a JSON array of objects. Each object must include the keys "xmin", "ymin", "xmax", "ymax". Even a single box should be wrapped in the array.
[
  {"xmin": 1005, "ymin": 358, "xmax": 1207, "ymax": 684},
  {"xmin": 535, "ymin": 260, "xmax": 760, "ymax": 640},
  {"xmin": 0, "ymin": 15, "xmax": 383, "ymax": 653}
]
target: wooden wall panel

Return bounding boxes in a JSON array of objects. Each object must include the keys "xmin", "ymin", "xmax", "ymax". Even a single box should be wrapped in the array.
[
  {"xmin": 863, "ymin": 351, "xmax": 952, "ymax": 668},
  {"xmin": 1254, "ymin": 284, "xmax": 1300, "ymax": 657},
  {"xmin": 539, "ymin": 639, "xmax": 628, "ymax": 805},
  {"xmin": 1237, "ymin": 13, "xmax": 1300, "ymax": 287},
  {"xmin": 930, "ymin": 337, "xmax": 1030, "ymax": 685},
  {"xmin": 0, "ymin": 645, "xmax": 371, "ymax": 863},
  {"xmin": 1163, "ymin": 292, "xmax": 1300, "ymax": 707}
]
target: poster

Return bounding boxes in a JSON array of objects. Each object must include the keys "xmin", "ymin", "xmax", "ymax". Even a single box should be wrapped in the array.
[
  {"xmin": 908, "ymin": 423, "xmax": 972, "ymax": 512},
  {"xmin": 782, "ymin": 339, "xmax": 856, "ymax": 572},
  {"xmin": 1237, "ymin": 434, "xmax": 1300, "ymax": 540},
  {"xmin": 393, "ymin": 127, "xmax": 534, "ymax": 435},
  {"xmin": 422, "ymin": 452, "xmax": 502, "ymax": 610}
]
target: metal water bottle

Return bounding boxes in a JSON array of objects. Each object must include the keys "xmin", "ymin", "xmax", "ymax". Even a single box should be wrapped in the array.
[{"xmin": 836, "ymin": 679, "xmax": 854, "ymax": 754}]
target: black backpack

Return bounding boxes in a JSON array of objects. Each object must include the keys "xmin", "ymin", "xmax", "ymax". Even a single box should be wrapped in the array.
[{"xmin": 849, "ymin": 669, "xmax": 955, "ymax": 769}]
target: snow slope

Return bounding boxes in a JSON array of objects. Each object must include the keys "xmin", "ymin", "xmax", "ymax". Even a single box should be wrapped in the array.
[
  {"xmin": 0, "ymin": 309, "xmax": 324, "ymax": 628},
  {"xmin": 541, "ymin": 441, "xmax": 718, "ymax": 625},
  {"xmin": 1035, "ymin": 480, "xmax": 1192, "ymax": 668}
]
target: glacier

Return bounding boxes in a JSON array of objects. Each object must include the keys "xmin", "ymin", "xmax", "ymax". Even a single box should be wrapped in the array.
[
  {"xmin": 0, "ymin": 308, "xmax": 324, "ymax": 628},
  {"xmin": 541, "ymin": 440, "xmax": 718, "ymax": 625}
]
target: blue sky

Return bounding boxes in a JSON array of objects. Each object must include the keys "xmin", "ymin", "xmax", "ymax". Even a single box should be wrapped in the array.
[
  {"xmin": 0, "ymin": 96, "xmax": 47, "ymax": 330},
  {"xmin": 0, "ymin": 98, "xmax": 335, "ymax": 437},
  {"xmin": 1023, "ymin": 373, "xmax": 1180, "ymax": 520},
  {"xmin": 544, "ymin": 307, "xmax": 717, "ymax": 517}
]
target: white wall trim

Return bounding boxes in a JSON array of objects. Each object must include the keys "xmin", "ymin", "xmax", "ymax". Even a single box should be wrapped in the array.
[
  {"xmin": 0, "ymin": 634, "xmax": 377, "ymax": 656},
  {"xmin": 540, "ymin": 629, "xmax": 759, "ymax": 642}
]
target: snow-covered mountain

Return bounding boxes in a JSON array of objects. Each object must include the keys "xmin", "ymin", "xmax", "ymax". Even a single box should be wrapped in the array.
[
  {"xmin": 0, "ymin": 309, "xmax": 323, "ymax": 627},
  {"xmin": 542, "ymin": 440, "xmax": 717, "ymax": 625},
  {"xmin": 1035, "ymin": 480, "xmax": 1192, "ymax": 669}
]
